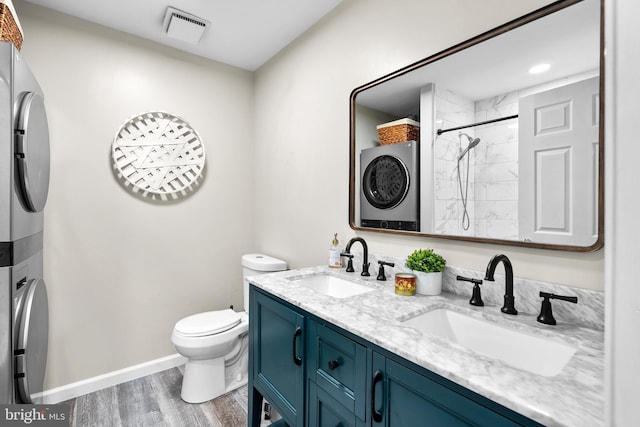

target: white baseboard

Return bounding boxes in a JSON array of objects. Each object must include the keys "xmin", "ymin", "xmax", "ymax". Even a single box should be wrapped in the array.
[{"xmin": 40, "ymin": 353, "xmax": 187, "ymax": 404}]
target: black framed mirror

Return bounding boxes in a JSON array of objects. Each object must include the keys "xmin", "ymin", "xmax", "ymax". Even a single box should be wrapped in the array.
[{"xmin": 349, "ymin": 0, "xmax": 603, "ymax": 251}]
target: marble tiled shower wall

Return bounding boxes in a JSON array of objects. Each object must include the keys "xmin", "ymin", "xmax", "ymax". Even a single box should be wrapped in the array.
[
  {"xmin": 434, "ymin": 87, "xmax": 519, "ymax": 239},
  {"xmin": 474, "ymin": 92, "xmax": 519, "ymax": 239},
  {"xmin": 434, "ymin": 87, "xmax": 476, "ymax": 236}
]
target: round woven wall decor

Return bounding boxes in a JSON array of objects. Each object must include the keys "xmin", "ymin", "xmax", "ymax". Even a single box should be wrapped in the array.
[{"xmin": 112, "ymin": 112, "xmax": 206, "ymax": 196}]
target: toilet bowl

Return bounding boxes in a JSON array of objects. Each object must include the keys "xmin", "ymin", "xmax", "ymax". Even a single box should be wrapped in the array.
[
  {"xmin": 171, "ymin": 309, "xmax": 248, "ymax": 403},
  {"xmin": 172, "ymin": 253, "xmax": 287, "ymax": 403}
]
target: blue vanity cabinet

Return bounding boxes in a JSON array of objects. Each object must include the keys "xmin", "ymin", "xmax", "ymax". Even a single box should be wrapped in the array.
[
  {"xmin": 249, "ymin": 287, "xmax": 543, "ymax": 427},
  {"xmin": 306, "ymin": 320, "xmax": 368, "ymax": 427},
  {"xmin": 250, "ymin": 288, "xmax": 305, "ymax": 427},
  {"xmin": 371, "ymin": 352, "xmax": 542, "ymax": 427}
]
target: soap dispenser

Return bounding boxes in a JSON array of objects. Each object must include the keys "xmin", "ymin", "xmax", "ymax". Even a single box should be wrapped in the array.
[{"xmin": 328, "ymin": 233, "xmax": 342, "ymax": 268}]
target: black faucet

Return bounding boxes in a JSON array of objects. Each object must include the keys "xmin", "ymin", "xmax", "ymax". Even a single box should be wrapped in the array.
[
  {"xmin": 341, "ymin": 237, "xmax": 370, "ymax": 276},
  {"xmin": 484, "ymin": 254, "xmax": 518, "ymax": 315}
]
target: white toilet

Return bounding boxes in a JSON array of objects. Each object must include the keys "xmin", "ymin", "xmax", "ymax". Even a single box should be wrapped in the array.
[{"xmin": 171, "ymin": 253, "xmax": 287, "ymax": 403}]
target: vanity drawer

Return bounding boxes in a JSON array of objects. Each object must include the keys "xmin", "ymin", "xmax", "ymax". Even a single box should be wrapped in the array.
[{"xmin": 310, "ymin": 321, "xmax": 367, "ymax": 419}]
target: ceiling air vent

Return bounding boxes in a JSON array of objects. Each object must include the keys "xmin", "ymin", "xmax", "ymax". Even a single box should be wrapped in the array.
[{"xmin": 162, "ymin": 7, "xmax": 210, "ymax": 44}]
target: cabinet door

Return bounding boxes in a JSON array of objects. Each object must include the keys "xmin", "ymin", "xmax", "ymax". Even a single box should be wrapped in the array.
[
  {"xmin": 251, "ymin": 290, "xmax": 305, "ymax": 426},
  {"xmin": 371, "ymin": 353, "xmax": 525, "ymax": 427},
  {"xmin": 308, "ymin": 380, "xmax": 367, "ymax": 427}
]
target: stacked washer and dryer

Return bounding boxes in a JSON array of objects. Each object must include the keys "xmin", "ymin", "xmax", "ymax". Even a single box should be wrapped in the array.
[{"xmin": 0, "ymin": 43, "xmax": 50, "ymax": 404}]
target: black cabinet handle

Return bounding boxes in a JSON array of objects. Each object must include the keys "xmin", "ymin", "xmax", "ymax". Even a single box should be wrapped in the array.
[
  {"xmin": 292, "ymin": 327, "xmax": 302, "ymax": 366},
  {"xmin": 328, "ymin": 359, "xmax": 340, "ymax": 370},
  {"xmin": 371, "ymin": 370, "xmax": 384, "ymax": 423}
]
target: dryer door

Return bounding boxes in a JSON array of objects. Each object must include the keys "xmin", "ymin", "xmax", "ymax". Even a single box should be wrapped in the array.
[
  {"xmin": 362, "ymin": 155, "xmax": 410, "ymax": 209},
  {"xmin": 14, "ymin": 277, "xmax": 48, "ymax": 404},
  {"xmin": 15, "ymin": 92, "xmax": 51, "ymax": 213}
]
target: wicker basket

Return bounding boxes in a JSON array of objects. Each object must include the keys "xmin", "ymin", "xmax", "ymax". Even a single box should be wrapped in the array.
[
  {"xmin": 377, "ymin": 118, "xmax": 420, "ymax": 145},
  {"xmin": 0, "ymin": 1, "xmax": 22, "ymax": 51}
]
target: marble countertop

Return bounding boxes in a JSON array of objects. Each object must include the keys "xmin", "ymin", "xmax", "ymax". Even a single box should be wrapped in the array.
[{"xmin": 248, "ymin": 265, "xmax": 604, "ymax": 427}]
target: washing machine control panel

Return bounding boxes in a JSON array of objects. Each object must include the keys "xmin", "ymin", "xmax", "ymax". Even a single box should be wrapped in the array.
[{"xmin": 361, "ymin": 219, "xmax": 418, "ymax": 231}]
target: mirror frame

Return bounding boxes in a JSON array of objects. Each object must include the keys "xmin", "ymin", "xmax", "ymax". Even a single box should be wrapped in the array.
[{"xmin": 349, "ymin": 0, "xmax": 604, "ymax": 252}]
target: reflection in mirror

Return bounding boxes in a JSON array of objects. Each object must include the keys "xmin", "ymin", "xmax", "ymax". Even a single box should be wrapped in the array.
[{"xmin": 350, "ymin": 0, "xmax": 603, "ymax": 251}]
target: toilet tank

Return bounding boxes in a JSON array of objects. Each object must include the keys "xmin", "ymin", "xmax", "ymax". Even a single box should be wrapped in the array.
[{"xmin": 242, "ymin": 254, "xmax": 287, "ymax": 312}]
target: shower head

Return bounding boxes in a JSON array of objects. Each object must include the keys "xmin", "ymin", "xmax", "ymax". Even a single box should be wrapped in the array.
[
  {"xmin": 458, "ymin": 132, "xmax": 481, "ymax": 161},
  {"xmin": 461, "ymin": 132, "xmax": 481, "ymax": 148}
]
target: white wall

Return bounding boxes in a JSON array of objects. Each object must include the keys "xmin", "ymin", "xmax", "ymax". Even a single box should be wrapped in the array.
[
  {"xmin": 15, "ymin": 2, "xmax": 255, "ymax": 389},
  {"xmin": 605, "ymin": 0, "xmax": 640, "ymax": 424},
  {"xmin": 253, "ymin": 0, "xmax": 604, "ymax": 290}
]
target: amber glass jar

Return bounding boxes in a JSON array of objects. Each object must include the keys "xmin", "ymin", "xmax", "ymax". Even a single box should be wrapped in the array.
[{"xmin": 395, "ymin": 273, "xmax": 416, "ymax": 296}]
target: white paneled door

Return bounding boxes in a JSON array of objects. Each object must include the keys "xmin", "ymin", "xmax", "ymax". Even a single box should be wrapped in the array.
[{"xmin": 518, "ymin": 77, "xmax": 599, "ymax": 246}]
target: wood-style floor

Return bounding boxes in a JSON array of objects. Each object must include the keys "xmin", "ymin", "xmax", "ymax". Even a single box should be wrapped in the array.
[{"xmin": 60, "ymin": 367, "xmax": 248, "ymax": 427}]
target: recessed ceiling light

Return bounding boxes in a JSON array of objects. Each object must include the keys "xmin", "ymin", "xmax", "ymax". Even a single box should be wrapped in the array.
[{"xmin": 528, "ymin": 63, "xmax": 551, "ymax": 74}]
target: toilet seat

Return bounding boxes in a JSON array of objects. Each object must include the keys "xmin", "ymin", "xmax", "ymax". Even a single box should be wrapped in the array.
[{"xmin": 174, "ymin": 309, "xmax": 241, "ymax": 337}]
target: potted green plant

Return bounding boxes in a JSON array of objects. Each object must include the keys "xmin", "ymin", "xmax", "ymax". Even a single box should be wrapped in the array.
[{"xmin": 406, "ymin": 248, "xmax": 446, "ymax": 295}]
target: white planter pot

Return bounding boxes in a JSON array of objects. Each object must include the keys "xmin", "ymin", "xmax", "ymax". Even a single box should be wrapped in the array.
[{"xmin": 413, "ymin": 271, "xmax": 443, "ymax": 295}]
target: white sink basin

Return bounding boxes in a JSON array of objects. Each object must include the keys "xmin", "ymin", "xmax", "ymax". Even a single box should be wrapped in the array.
[
  {"xmin": 402, "ymin": 308, "xmax": 577, "ymax": 377},
  {"xmin": 290, "ymin": 274, "xmax": 374, "ymax": 299}
]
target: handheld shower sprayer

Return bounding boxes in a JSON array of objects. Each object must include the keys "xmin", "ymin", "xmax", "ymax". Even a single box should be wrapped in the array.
[
  {"xmin": 456, "ymin": 132, "xmax": 481, "ymax": 231},
  {"xmin": 458, "ymin": 132, "xmax": 481, "ymax": 161}
]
